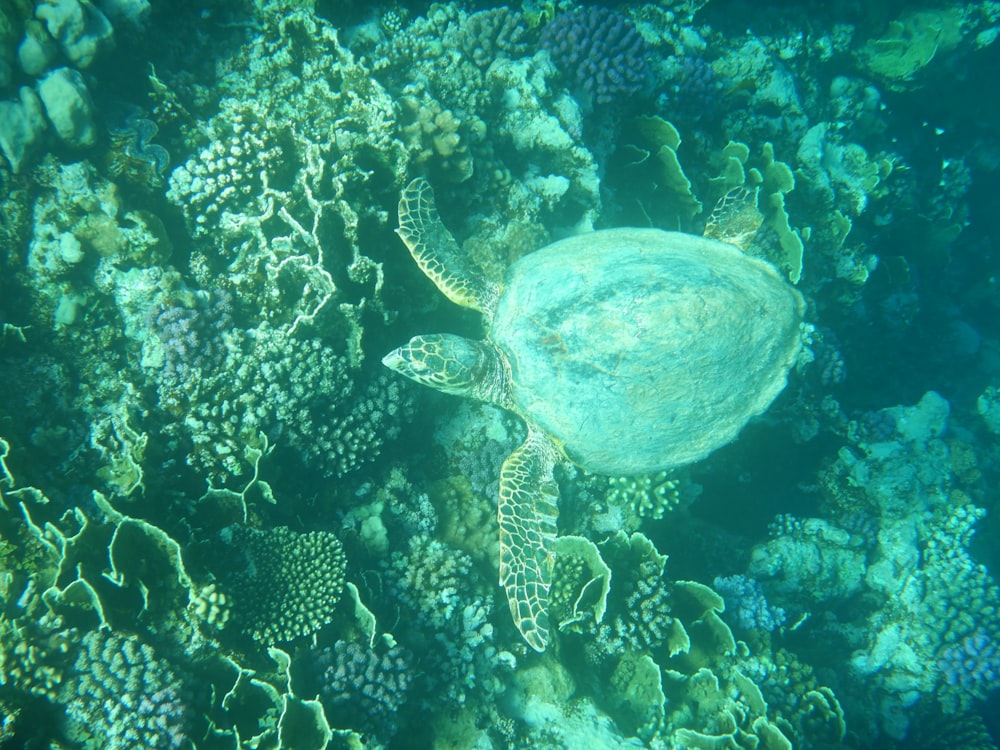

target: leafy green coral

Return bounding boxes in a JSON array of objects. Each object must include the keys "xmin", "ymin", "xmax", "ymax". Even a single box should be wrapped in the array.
[{"xmin": 857, "ymin": 8, "xmax": 965, "ymax": 88}]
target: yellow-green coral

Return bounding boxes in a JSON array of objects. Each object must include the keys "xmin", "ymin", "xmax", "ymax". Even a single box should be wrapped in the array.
[
  {"xmin": 639, "ymin": 116, "xmax": 703, "ymax": 219},
  {"xmin": 710, "ymin": 140, "xmax": 806, "ymax": 283},
  {"xmin": 858, "ymin": 8, "xmax": 964, "ymax": 88}
]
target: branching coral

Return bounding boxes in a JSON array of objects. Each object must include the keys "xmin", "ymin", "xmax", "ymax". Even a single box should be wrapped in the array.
[{"xmin": 212, "ymin": 525, "xmax": 347, "ymax": 644}]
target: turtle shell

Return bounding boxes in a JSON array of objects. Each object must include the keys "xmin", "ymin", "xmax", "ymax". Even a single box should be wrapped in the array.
[{"xmin": 491, "ymin": 228, "xmax": 805, "ymax": 476}]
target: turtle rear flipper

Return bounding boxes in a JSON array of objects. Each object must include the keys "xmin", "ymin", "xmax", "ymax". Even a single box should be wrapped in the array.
[
  {"xmin": 498, "ymin": 426, "xmax": 560, "ymax": 652},
  {"xmin": 396, "ymin": 178, "xmax": 500, "ymax": 316}
]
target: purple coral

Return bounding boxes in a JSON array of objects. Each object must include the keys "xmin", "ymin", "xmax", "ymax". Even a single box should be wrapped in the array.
[
  {"xmin": 937, "ymin": 629, "xmax": 1000, "ymax": 690},
  {"xmin": 714, "ymin": 574, "xmax": 787, "ymax": 633},
  {"xmin": 658, "ymin": 55, "xmax": 724, "ymax": 124},
  {"xmin": 540, "ymin": 6, "xmax": 649, "ymax": 107},
  {"xmin": 148, "ymin": 288, "xmax": 233, "ymax": 389}
]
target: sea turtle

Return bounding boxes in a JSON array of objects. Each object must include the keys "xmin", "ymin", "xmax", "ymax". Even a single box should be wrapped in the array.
[{"xmin": 383, "ymin": 178, "xmax": 805, "ymax": 652}]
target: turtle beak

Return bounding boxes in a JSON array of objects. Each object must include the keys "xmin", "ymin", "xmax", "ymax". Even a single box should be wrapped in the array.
[{"xmin": 381, "ymin": 347, "xmax": 406, "ymax": 372}]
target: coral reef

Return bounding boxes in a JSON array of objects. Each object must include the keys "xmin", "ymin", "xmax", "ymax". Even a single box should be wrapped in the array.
[
  {"xmin": 713, "ymin": 574, "xmax": 787, "ymax": 634},
  {"xmin": 149, "ymin": 320, "xmax": 408, "ymax": 486},
  {"xmin": 298, "ymin": 637, "xmax": 412, "ymax": 744},
  {"xmin": 2, "ymin": 0, "xmax": 1000, "ymax": 747}
]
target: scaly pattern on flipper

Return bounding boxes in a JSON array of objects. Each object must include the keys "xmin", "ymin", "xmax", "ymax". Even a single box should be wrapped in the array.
[
  {"xmin": 498, "ymin": 426, "xmax": 560, "ymax": 652},
  {"xmin": 704, "ymin": 184, "xmax": 762, "ymax": 251},
  {"xmin": 396, "ymin": 178, "xmax": 499, "ymax": 315}
]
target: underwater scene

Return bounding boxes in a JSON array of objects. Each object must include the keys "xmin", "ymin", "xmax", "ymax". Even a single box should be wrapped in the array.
[{"xmin": 1, "ymin": 0, "xmax": 1000, "ymax": 747}]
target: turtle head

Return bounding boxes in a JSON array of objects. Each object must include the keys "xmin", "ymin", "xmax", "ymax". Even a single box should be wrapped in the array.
[{"xmin": 383, "ymin": 334, "xmax": 507, "ymax": 403}]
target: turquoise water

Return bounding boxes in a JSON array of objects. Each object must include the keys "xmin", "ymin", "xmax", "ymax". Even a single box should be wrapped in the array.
[{"xmin": 1, "ymin": 1, "xmax": 999, "ymax": 748}]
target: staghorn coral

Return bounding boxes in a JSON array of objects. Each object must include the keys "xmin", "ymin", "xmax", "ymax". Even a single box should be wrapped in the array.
[{"xmin": 212, "ymin": 525, "xmax": 347, "ymax": 644}]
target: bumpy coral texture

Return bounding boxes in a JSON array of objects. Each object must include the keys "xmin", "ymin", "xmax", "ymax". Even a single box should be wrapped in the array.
[
  {"xmin": 64, "ymin": 630, "xmax": 194, "ymax": 749},
  {"xmin": 214, "ymin": 525, "xmax": 347, "ymax": 643},
  {"xmin": 659, "ymin": 55, "xmax": 725, "ymax": 124},
  {"xmin": 305, "ymin": 640, "xmax": 412, "ymax": 742},
  {"xmin": 540, "ymin": 7, "xmax": 648, "ymax": 106},
  {"xmin": 384, "ymin": 535, "xmax": 503, "ymax": 704},
  {"xmin": 453, "ymin": 7, "xmax": 533, "ymax": 68},
  {"xmin": 146, "ymin": 288, "xmax": 234, "ymax": 412},
  {"xmin": 713, "ymin": 574, "xmax": 787, "ymax": 633},
  {"xmin": 145, "ymin": 320, "xmax": 406, "ymax": 485}
]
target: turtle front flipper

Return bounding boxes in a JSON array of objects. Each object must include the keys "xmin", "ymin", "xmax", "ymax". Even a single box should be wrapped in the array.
[
  {"xmin": 397, "ymin": 177, "xmax": 500, "ymax": 316},
  {"xmin": 704, "ymin": 184, "xmax": 762, "ymax": 251},
  {"xmin": 498, "ymin": 425, "xmax": 561, "ymax": 652}
]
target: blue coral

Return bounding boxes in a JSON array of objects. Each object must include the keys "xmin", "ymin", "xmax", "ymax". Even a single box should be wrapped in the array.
[
  {"xmin": 540, "ymin": 7, "xmax": 649, "ymax": 107},
  {"xmin": 937, "ymin": 628, "xmax": 1000, "ymax": 691},
  {"xmin": 658, "ymin": 55, "xmax": 725, "ymax": 124},
  {"xmin": 713, "ymin": 574, "xmax": 787, "ymax": 633}
]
